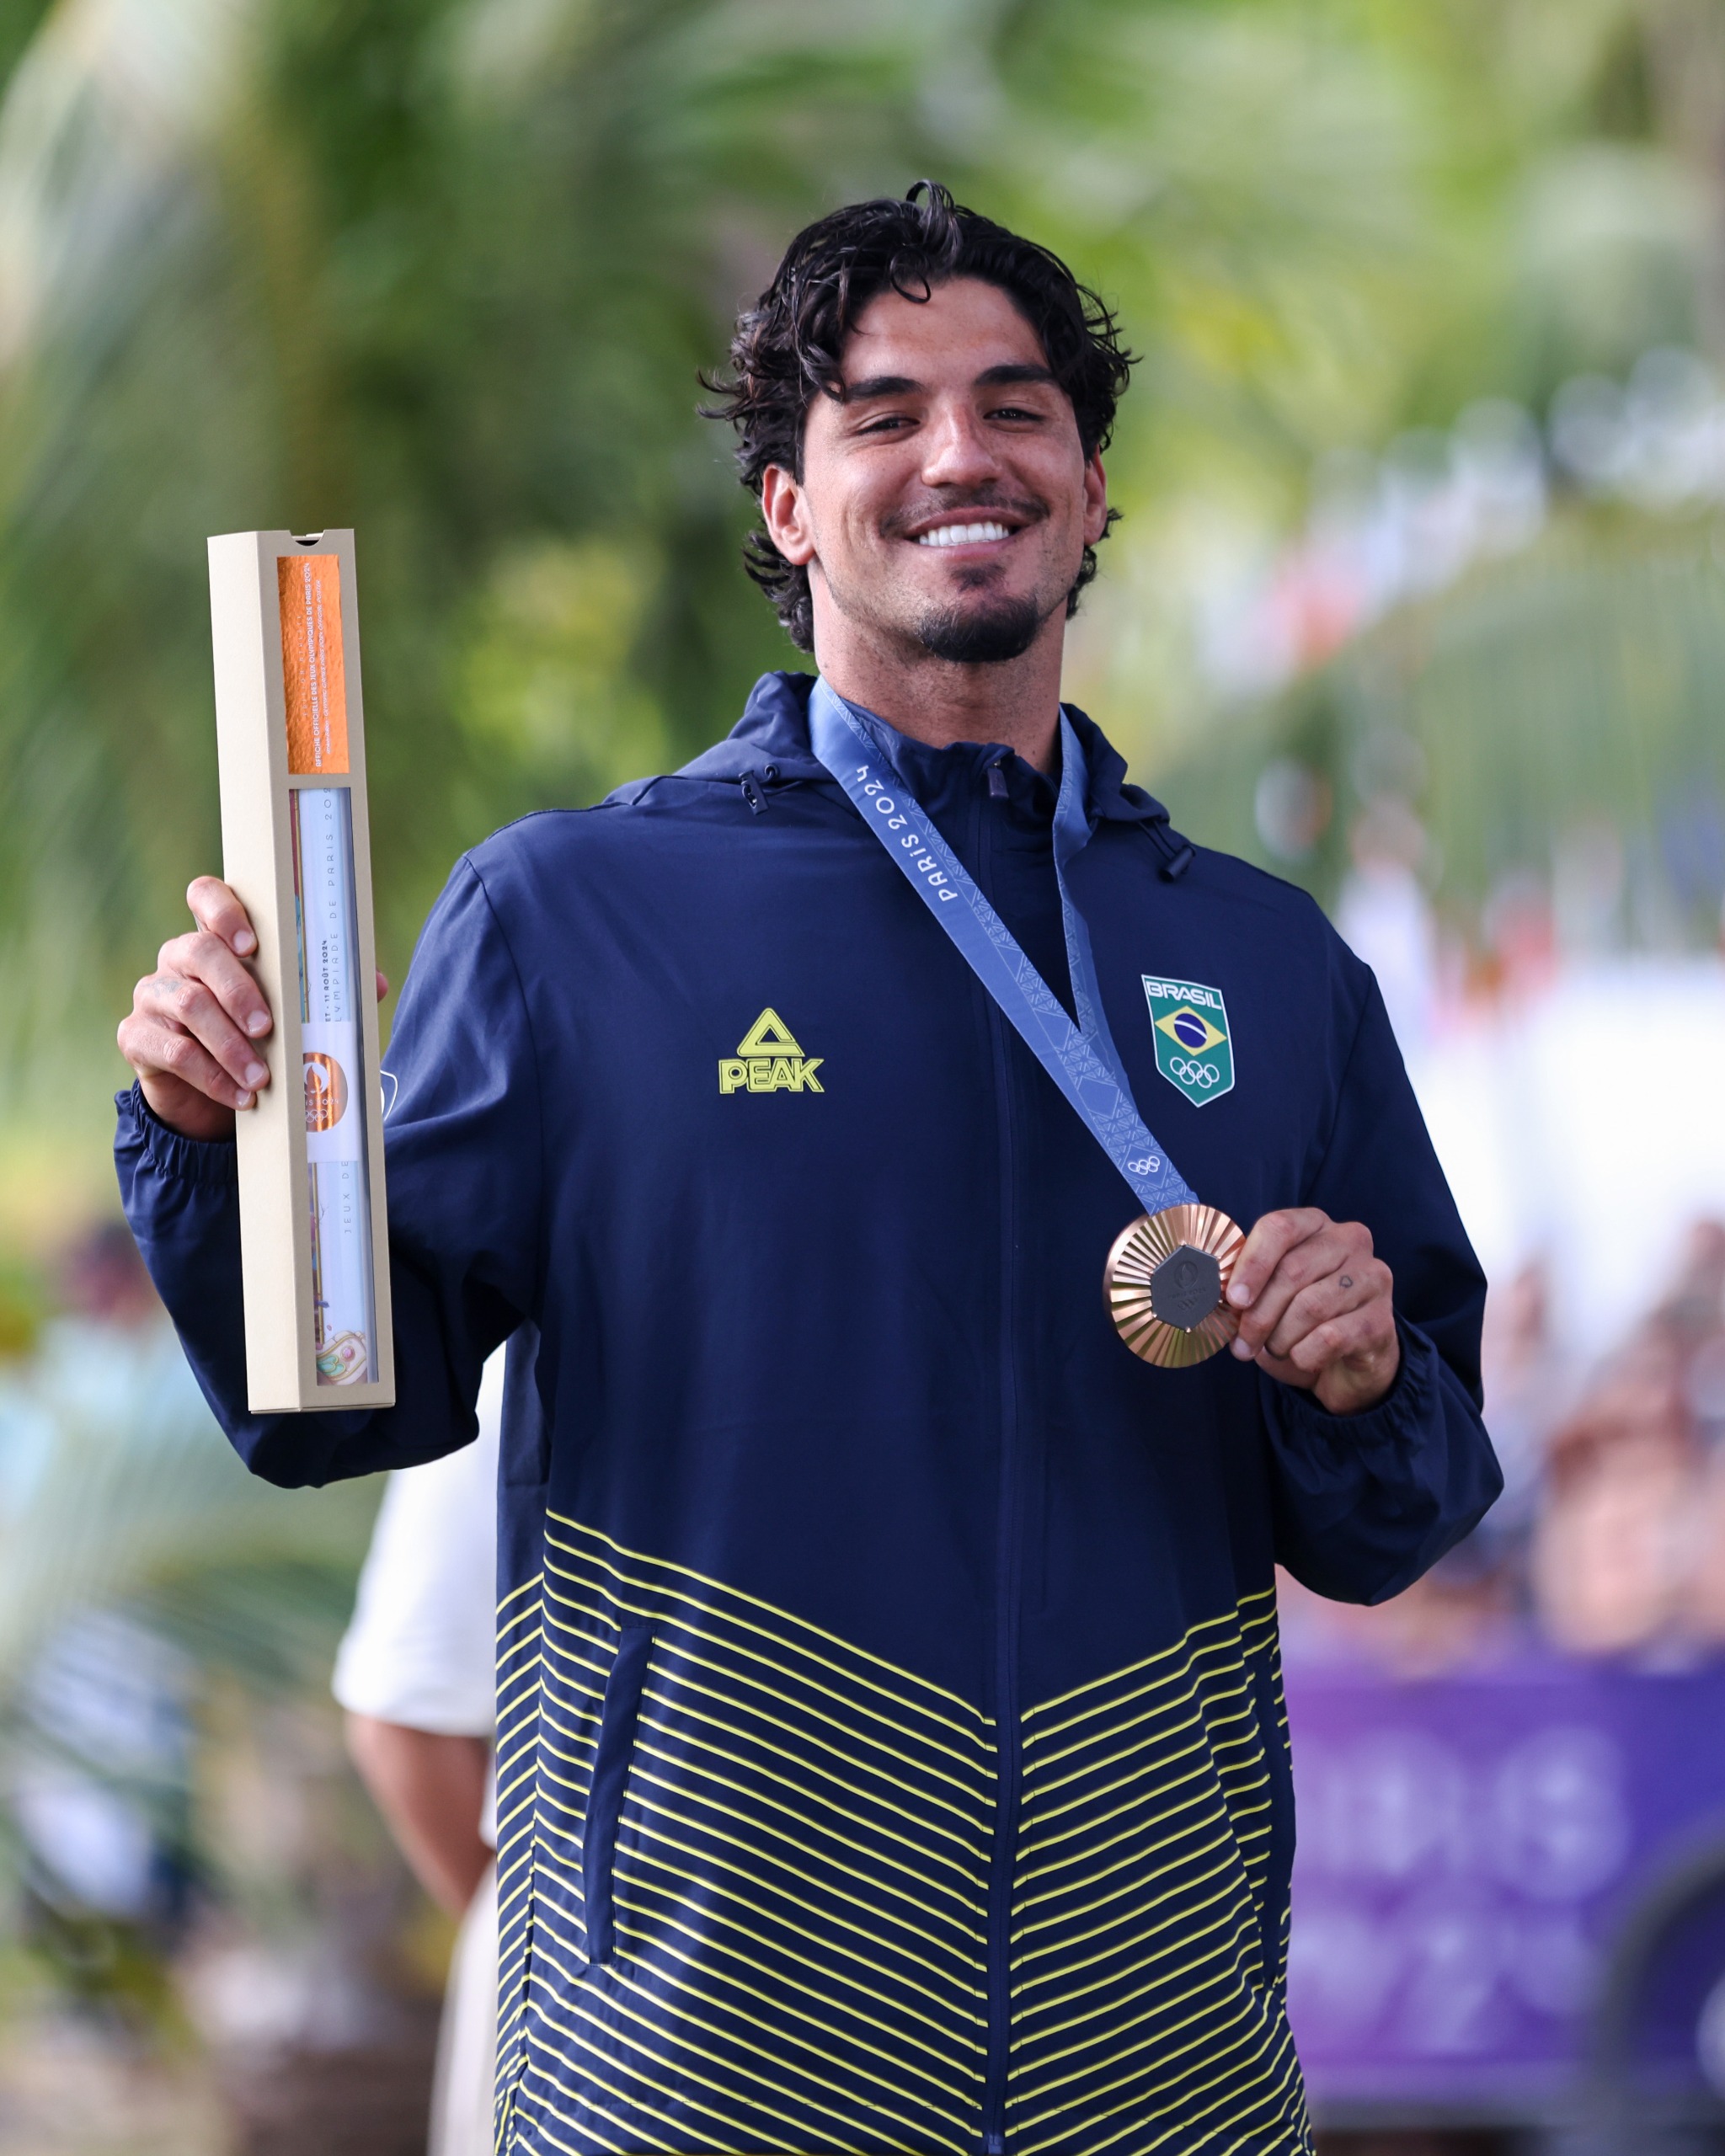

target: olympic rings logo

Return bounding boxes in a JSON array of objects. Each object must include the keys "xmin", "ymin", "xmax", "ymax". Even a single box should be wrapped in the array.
[{"xmin": 1168, "ymin": 1055, "xmax": 1223, "ymax": 1088}]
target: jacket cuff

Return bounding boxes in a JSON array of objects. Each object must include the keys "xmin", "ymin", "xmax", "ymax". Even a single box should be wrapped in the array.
[
  {"xmin": 1258, "ymin": 1315, "xmax": 1437, "ymax": 1455},
  {"xmin": 115, "ymin": 1081, "xmax": 239, "ymax": 1188}
]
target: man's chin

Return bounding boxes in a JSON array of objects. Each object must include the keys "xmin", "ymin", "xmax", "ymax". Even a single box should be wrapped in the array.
[{"xmin": 914, "ymin": 595, "xmax": 1044, "ymax": 665}]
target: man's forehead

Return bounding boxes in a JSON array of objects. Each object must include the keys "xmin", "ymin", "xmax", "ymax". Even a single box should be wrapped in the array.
[{"xmin": 836, "ymin": 277, "xmax": 1052, "ymax": 387}]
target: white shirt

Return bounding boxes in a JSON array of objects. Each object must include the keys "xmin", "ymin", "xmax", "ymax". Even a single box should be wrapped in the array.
[{"xmin": 331, "ymin": 1352, "xmax": 501, "ymax": 1737}]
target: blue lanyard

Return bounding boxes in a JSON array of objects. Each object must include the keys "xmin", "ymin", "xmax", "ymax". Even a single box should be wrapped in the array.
[{"xmin": 808, "ymin": 677, "xmax": 1196, "ymax": 1217}]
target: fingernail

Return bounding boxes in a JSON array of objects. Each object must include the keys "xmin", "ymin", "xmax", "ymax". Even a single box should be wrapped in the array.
[
  {"xmin": 245, "ymin": 1062, "xmax": 266, "ymax": 1086},
  {"xmin": 246, "ymin": 1011, "xmax": 269, "ymax": 1035},
  {"xmin": 235, "ymin": 1091, "xmax": 253, "ymax": 1109},
  {"xmin": 1231, "ymin": 1337, "xmax": 1253, "ymax": 1358},
  {"xmin": 1227, "ymin": 1283, "xmax": 1252, "ymax": 1308},
  {"xmin": 232, "ymin": 930, "xmax": 256, "ymax": 954}
]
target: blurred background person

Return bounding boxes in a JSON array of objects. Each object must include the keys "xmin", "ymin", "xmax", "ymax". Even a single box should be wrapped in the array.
[
  {"xmin": 334, "ymin": 1353, "xmax": 504, "ymax": 2156},
  {"xmin": 1532, "ymin": 1222, "xmax": 1725, "ymax": 1656}
]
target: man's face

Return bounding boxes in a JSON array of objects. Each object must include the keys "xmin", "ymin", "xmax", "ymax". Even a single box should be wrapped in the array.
[{"xmin": 761, "ymin": 276, "xmax": 1108, "ymax": 665}]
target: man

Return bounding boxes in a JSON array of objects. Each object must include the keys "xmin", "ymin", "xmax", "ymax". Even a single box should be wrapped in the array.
[{"xmin": 116, "ymin": 183, "xmax": 1498, "ymax": 2154}]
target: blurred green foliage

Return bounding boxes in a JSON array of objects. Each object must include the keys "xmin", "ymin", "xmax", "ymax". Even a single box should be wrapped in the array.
[
  {"xmin": 0, "ymin": 1253, "xmax": 44, "ymax": 1358},
  {"xmin": 1167, "ymin": 515, "xmax": 1725, "ymax": 947},
  {"xmin": 0, "ymin": 1306, "xmax": 382, "ymax": 2018}
]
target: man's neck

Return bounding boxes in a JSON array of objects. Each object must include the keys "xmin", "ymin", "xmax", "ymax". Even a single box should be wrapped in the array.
[{"xmin": 813, "ymin": 616, "xmax": 1065, "ymax": 773}]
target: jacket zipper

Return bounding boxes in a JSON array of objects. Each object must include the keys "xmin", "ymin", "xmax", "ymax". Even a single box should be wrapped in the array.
[{"xmin": 980, "ymin": 778, "xmax": 1021, "ymax": 2156}]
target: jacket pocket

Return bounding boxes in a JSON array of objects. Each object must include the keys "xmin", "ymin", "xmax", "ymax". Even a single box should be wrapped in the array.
[
  {"xmin": 499, "ymin": 1324, "xmax": 550, "ymax": 1488},
  {"xmin": 1248, "ymin": 1648, "xmax": 1296, "ymax": 1995},
  {"xmin": 584, "ymin": 1620, "xmax": 651, "ymax": 1965}
]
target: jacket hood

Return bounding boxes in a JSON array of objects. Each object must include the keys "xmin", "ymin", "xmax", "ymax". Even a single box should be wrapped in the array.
[{"xmin": 677, "ymin": 669, "xmax": 1174, "ymax": 830}]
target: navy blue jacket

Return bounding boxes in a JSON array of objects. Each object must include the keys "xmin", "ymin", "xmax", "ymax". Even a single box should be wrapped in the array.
[{"xmin": 118, "ymin": 670, "xmax": 1498, "ymax": 2156}]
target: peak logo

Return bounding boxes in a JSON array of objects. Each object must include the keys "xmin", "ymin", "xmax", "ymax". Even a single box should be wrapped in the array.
[{"xmin": 718, "ymin": 1009, "xmax": 825, "ymax": 1096}]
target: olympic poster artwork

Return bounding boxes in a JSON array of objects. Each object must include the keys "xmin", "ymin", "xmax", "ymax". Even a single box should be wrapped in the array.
[
  {"xmin": 291, "ymin": 781, "xmax": 376, "ymax": 1388},
  {"xmin": 1142, "ymin": 976, "xmax": 1235, "ymax": 1106},
  {"xmin": 278, "ymin": 545, "xmax": 377, "ymax": 1390}
]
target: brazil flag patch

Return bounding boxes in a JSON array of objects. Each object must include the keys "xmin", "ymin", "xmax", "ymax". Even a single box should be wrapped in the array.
[{"xmin": 1141, "ymin": 975, "xmax": 1234, "ymax": 1106}]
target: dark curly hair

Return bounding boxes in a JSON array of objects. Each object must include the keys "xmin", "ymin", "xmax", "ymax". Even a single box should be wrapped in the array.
[{"xmin": 703, "ymin": 181, "xmax": 1135, "ymax": 652}]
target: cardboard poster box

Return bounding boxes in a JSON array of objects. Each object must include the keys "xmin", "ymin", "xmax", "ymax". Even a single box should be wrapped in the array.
[{"xmin": 208, "ymin": 528, "xmax": 395, "ymax": 1413}]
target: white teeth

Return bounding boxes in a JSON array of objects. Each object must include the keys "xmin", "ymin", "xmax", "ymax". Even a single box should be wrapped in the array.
[{"xmin": 916, "ymin": 520, "xmax": 1012, "ymax": 547}]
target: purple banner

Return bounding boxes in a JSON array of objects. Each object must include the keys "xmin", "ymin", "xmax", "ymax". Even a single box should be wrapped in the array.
[{"xmin": 1284, "ymin": 1650, "xmax": 1725, "ymax": 2116}]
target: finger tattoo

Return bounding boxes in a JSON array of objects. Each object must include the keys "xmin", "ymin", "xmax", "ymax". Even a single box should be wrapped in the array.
[{"xmin": 1339, "ymin": 1276, "xmax": 1353, "ymax": 1290}]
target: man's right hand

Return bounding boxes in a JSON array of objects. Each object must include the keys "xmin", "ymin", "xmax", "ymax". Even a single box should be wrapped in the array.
[{"xmin": 119, "ymin": 877, "xmax": 275, "ymax": 1142}]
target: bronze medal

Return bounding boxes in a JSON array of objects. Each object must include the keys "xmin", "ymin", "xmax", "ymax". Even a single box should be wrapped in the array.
[{"xmin": 1104, "ymin": 1203, "xmax": 1245, "ymax": 1369}]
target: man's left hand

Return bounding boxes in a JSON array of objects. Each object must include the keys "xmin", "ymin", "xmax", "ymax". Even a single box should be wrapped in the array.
[{"xmin": 1226, "ymin": 1208, "xmax": 1399, "ymax": 1415}]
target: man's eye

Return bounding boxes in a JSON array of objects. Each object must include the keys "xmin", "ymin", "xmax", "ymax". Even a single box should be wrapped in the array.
[
  {"xmin": 991, "ymin": 405, "xmax": 1044, "ymax": 423},
  {"xmin": 858, "ymin": 414, "xmax": 914, "ymax": 434}
]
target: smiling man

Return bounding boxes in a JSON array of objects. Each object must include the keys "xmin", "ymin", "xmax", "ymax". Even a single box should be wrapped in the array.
[{"xmin": 116, "ymin": 184, "xmax": 1499, "ymax": 2155}]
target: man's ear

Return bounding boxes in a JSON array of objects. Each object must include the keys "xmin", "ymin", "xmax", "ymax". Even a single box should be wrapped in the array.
[
  {"xmin": 1082, "ymin": 450, "xmax": 1109, "ymax": 547},
  {"xmin": 761, "ymin": 464, "xmax": 817, "ymax": 567}
]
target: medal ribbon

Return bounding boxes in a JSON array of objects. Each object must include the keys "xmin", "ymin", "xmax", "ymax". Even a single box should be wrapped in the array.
[{"xmin": 808, "ymin": 677, "xmax": 1197, "ymax": 1217}]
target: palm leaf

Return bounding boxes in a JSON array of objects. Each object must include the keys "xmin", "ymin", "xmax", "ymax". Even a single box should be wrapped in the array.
[{"xmin": 1157, "ymin": 513, "xmax": 1725, "ymax": 944}]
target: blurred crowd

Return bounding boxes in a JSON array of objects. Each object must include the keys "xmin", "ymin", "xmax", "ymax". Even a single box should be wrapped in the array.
[
  {"xmin": 1282, "ymin": 1215, "xmax": 1725, "ymax": 1673},
  {"xmin": 1534, "ymin": 1222, "xmax": 1725, "ymax": 1655},
  {"xmin": 1284, "ymin": 833, "xmax": 1725, "ymax": 1675}
]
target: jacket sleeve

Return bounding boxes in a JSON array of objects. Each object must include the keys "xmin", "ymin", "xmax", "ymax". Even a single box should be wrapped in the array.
[
  {"xmin": 1259, "ymin": 964, "xmax": 1502, "ymax": 1604},
  {"xmin": 115, "ymin": 856, "xmax": 542, "ymax": 1487}
]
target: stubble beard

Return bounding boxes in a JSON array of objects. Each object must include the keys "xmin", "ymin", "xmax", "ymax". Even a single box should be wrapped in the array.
[
  {"xmin": 877, "ymin": 488, "xmax": 1061, "ymax": 666},
  {"xmin": 913, "ymin": 590, "xmax": 1047, "ymax": 665},
  {"xmin": 817, "ymin": 517, "xmax": 1066, "ymax": 668}
]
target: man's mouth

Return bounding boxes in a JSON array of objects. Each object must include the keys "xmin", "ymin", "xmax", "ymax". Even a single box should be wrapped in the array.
[{"xmin": 912, "ymin": 519, "xmax": 1017, "ymax": 549}]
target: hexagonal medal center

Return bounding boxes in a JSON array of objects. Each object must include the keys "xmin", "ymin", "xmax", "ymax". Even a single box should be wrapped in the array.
[{"xmin": 1149, "ymin": 1243, "xmax": 1221, "ymax": 1331}]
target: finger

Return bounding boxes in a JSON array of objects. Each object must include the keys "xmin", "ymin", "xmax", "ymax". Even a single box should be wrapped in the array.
[
  {"xmin": 1231, "ymin": 1225, "xmax": 1367, "ymax": 1353},
  {"xmin": 1263, "ymin": 1259, "xmax": 1389, "ymax": 1362},
  {"xmin": 122, "ymin": 1010, "xmax": 259, "ymax": 1110},
  {"xmin": 187, "ymin": 875, "xmax": 258, "ymax": 956},
  {"xmin": 135, "ymin": 972, "xmax": 271, "ymax": 1094},
  {"xmin": 1284, "ymin": 1300, "xmax": 1397, "ymax": 1377},
  {"xmin": 377, "ymin": 969, "xmax": 389, "ymax": 1001},
  {"xmin": 1227, "ymin": 1209, "xmax": 1328, "ymax": 1311},
  {"xmin": 158, "ymin": 929, "xmax": 273, "ymax": 1043},
  {"xmin": 1252, "ymin": 1342, "xmax": 1314, "ymax": 1390}
]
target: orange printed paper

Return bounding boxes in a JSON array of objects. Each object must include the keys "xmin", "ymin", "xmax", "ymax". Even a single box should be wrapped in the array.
[{"xmin": 278, "ymin": 553, "xmax": 350, "ymax": 774}]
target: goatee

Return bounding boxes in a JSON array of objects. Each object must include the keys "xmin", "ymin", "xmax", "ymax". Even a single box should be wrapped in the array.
[{"xmin": 916, "ymin": 595, "xmax": 1043, "ymax": 665}]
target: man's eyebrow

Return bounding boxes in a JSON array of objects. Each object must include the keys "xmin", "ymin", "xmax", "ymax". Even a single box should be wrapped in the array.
[
  {"xmin": 975, "ymin": 362, "xmax": 1058, "ymax": 389},
  {"xmin": 839, "ymin": 374, "xmax": 921, "ymax": 403},
  {"xmin": 837, "ymin": 361, "xmax": 1060, "ymax": 404}
]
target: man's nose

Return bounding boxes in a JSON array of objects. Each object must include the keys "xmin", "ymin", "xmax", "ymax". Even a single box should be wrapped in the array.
[{"xmin": 920, "ymin": 400, "xmax": 1000, "ymax": 488}]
